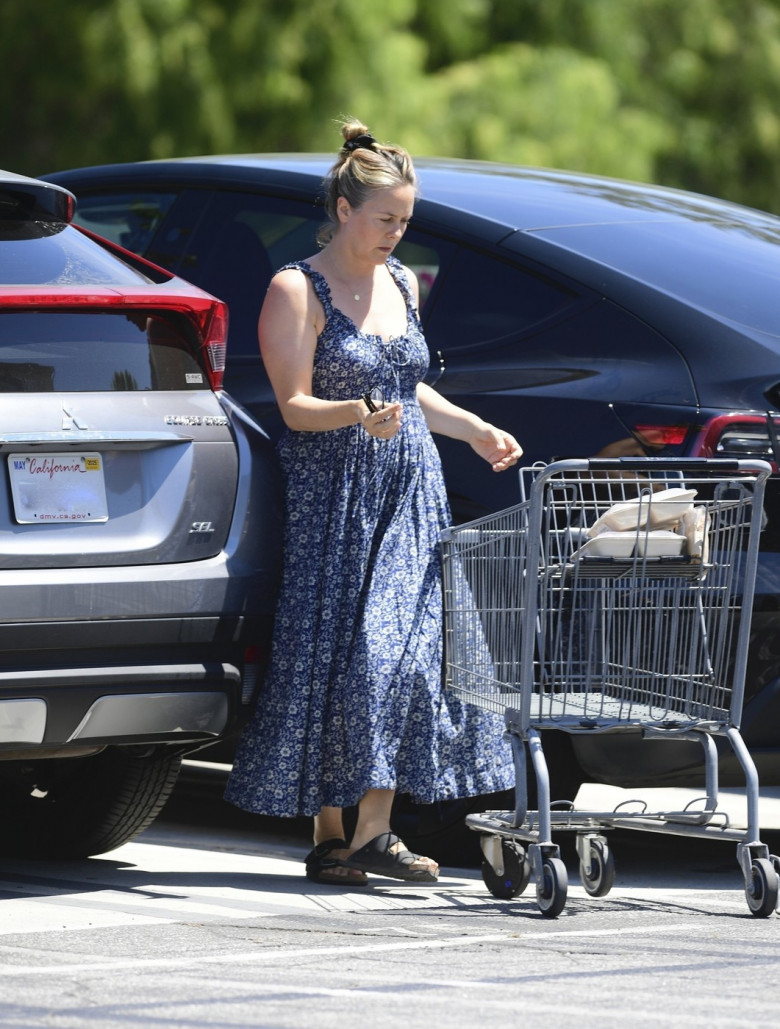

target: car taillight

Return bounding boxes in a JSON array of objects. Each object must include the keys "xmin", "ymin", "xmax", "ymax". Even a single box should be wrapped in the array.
[
  {"xmin": 62, "ymin": 191, "xmax": 77, "ymax": 224},
  {"xmin": 201, "ymin": 302, "xmax": 229, "ymax": 391},
  {"xmin": 241, "ymin": 645, "xmax": 265, "ymax": 705},
  {"xmin": 691, "ymin": 413, "xmax": 780, "ymax": 470},
  {"xmin": 632, "ymin": 424, "xmax": 689, "ymax": 447}
]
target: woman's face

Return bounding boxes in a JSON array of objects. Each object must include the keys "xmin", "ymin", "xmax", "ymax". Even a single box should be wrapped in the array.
[{"xmin": 336, "ymin": 184, "xmax": 415, "ymax": 264}]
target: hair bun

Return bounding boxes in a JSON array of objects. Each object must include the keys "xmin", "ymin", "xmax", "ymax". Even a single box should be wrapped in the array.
[{"xmin": 343, "ymin": 133, "xmax": 377, "ymax": 153}]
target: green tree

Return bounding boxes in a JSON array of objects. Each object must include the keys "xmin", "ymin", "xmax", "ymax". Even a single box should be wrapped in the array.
[
  {"xmin": 475, "ymin": 0, "xmax": 780, "ymax": 211},
  {"xmin": 1, "ymin": 0, "xmax": 97, "ymax": 173},
  {"xmin": 3, "ymin": 0, "xmax": 780, "ymax": 213},
  {"xmin": 421, "ymin": 43, "xmax": 671, "ymax": 183}
]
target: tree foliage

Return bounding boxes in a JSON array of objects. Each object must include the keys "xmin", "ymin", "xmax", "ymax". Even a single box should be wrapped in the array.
[{"xmin": 3, "ymin": 0, "xmax": 780, "ymax": 213}]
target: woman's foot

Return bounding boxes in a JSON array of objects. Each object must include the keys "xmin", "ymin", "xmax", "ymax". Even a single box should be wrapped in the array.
[
  {"xmin": 344, "ymin": 831, "xmax": 439, "ymax": 883},
  {"xmin": 305, "ymin": 838, "xmax": 369, "ymax": 886}
]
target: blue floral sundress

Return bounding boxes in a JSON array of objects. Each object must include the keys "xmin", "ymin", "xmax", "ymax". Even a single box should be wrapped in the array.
[{"xmin": 224, "ymin": 257, "xmax": 514, "ymax": 817}]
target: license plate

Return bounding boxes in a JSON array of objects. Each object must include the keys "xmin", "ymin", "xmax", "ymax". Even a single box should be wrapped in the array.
[{"xmin": 7, "ymin": 452, "xmax": 109, "ymax": 523}]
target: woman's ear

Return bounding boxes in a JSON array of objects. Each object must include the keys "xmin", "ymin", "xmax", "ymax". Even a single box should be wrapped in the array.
[{"xmin": 336, "ymin": 196, "xmax": 351, "ymax": 224}]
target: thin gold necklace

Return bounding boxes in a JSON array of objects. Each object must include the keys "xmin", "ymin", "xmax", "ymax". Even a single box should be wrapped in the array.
[
  {"xmin": 326, "ymin": 262, "xmax": 372, "ymax": 302},
  {"xmin": 348, "ymin": 279, "xmax": 371, "ymax": 301}
]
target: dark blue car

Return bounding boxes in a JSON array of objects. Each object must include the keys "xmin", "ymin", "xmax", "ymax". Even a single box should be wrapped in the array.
[{"xmin": 43, "ymin": 156, "xmax": 780, "ymax": 802}]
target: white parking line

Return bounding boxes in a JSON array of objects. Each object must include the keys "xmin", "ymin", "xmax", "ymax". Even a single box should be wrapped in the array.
[{"xmin": 0, "ymin": 922, "xmax": 697, "ymax": 977}]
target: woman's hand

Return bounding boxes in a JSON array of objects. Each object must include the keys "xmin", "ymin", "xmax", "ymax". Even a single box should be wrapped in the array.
[
  {"xmin": 468, "ymin": 423, "xmax": 523, "ymax": 472},
  {"xmin": 416, "ymin": 384, "xmax": 522, "ymax": 471},
  {"xmin": 362, "ymin": 401, "xmax": 403, "ymax": 439}
]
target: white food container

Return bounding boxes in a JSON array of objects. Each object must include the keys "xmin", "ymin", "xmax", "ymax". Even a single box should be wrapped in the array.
[
  {"xmin": 646, "ymin": 488, "xmax": 698, "ymax": 529},
  {"xmin": 576, "ymin": 532, "xmax": 637, "ymax": 558},
  {"xmin": 636, "ymin": 530, "xmax": 685, "ymax": 557},
  {"xmin": 587, "ymin": 487, "xmax": 697, "ymax": 536}
]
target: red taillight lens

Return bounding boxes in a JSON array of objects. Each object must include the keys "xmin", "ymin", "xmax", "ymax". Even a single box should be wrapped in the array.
[
  {"xmin": 633, "ymin": 424, "xmax": 689, "ymax": 447},
  {"xmin": 202, "ymin": 303, "xmax": 229, "ymax": 391},
  {"xmin": 63, "ymin": 192, "xmax": 77, "ymax": 224},
  {"xmin": 241, "ymin": 645, "xmax": 265, "ymax": 705}
]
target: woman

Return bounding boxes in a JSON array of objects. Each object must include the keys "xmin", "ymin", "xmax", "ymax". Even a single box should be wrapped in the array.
[{"xmin": 225, "ymin": 120, "xmax": 523, "ymax": 885}]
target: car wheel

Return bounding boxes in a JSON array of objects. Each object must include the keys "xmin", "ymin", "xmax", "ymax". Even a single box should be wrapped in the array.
[{"xmin": 0, "ymin": 746, "xmax": 182, "ymax": 858}]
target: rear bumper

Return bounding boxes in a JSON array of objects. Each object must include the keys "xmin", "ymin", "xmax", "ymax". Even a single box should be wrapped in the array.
[
  {"xmin": 0, "ymin": 662, "xmax": 239, "ymax": 750},
  {"xmin": 0, "ymin": 555, "xmax": 275, "ymax": 756},
  {"xmin": 0, "ymin": 547, "xmax": 276, "ymax": 666},
  {"xmin": 0, "ymin": 551, "xmax": 276, "ymax": 625}
]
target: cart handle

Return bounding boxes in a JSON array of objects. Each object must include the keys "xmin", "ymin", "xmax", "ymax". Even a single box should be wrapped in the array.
[{"xmin": 570, "ymin": 457, "xmax": 772, "ymax": 478}]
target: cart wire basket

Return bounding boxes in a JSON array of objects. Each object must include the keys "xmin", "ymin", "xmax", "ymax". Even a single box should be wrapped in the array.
[{"xmin": 440, "ymin": 458, "xmax": 779, "ymax": 917}]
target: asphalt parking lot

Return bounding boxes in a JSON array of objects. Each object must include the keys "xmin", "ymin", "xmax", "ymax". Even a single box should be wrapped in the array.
[{"xmin": 0, "ymin": 761, "xmax": 778, "ymax": 1028}]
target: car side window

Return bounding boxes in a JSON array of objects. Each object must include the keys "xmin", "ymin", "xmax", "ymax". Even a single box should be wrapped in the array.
[
  {"xmin": 72, "ymin": 192, "xmax": 177, "ymax": 254},
  {"xmin": 420, "ymin": 244, "xmax": 580, "ymax": 353},
  {"xmin": 393, "ymin": 237, "xmax": 442, "ymax": 309},
  {"xmin": 163, "ymin": 191, "xmax": 325, "ymax": 359}
]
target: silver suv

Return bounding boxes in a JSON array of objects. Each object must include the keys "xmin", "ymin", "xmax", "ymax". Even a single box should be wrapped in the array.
[{"xmin": 0, "ymin": 171, "xmax": 282, "ymax": 857}]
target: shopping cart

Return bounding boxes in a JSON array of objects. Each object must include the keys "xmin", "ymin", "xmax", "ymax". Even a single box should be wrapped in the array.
[{"xmin": 441, "ymin": 458, "xmax": 780, "ymax": 918}]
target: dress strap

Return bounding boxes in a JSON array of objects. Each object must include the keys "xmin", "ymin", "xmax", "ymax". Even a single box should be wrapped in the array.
[
  {"xmin": 277, "ymin": 260, "xmax": 335, "ymax": 319},
  {"xmin": 386, "ymin": 256, "xmax": 420, "ymax": 323},
  {"xmin": 277, "ymin": 257, "xmax": 417, "ymax": 324}
]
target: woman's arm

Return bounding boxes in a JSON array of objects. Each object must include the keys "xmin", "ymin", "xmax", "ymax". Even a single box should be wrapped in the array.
[
  {"xmin": 417, "ymin": 382, "xmax": 523, "ymax": 472},
  {"xmin": 403, "ymin": 263, "xmax": 521, "ymax": 472},
  {"xmin": 259, "ymin": 268, "xmax": 402, "ymax": 436}
]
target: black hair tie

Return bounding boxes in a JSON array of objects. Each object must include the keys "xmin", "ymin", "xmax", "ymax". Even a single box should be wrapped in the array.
[{"xmin": 343, "ymin": 133, "xmax": 376, "ymax": 152}]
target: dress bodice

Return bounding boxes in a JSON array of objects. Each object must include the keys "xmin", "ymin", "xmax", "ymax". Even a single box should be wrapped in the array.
[{"xmin": 280, "ymin": 257, "xmax": 430, "ymax": 406}]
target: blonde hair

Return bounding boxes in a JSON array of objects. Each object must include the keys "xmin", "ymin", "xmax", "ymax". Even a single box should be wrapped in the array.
[{"xmin": 317, "ymin": 119, "xmax": 418, "ymax": 245}]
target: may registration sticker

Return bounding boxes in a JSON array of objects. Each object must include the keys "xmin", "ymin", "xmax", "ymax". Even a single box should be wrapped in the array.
[{"xmin": 7, "ymin": 452, "xmax": 109, "ymax": 523}]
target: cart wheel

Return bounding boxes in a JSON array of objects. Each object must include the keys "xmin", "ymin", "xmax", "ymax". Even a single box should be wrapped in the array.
[
  {"xmin": 580, "ymin": 839, "xmax": 615, "ymax": 898},
  {"xmin": 745, "ymin": 858, "xmax": 779, "ymax": 918},
  {"xmin": 481, "ymin": 840, "xmax": 531, "ymax": 899},
  {"xmin": 536, "ymin": 857, "xmax": 568, "ymax": 918}
]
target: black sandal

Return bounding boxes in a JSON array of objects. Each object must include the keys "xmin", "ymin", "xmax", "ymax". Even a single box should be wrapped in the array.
[
  {"xmin": 304, "ymin": 838, "xmax": 369, "ymax": 886},
  {"xmin": 343, "ymin": 831, "xmax": 439, "ymax": 883}
]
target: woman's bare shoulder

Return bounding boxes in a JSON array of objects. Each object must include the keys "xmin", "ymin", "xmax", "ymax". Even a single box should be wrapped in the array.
[
  {"xmin": 260, "ymin": 260, "xmax": 323, "ymax": 347},
  {"xmin": 395, "ymin": 261, "xmax": 420, "ymax": 304},
  {"xmin": 269, "ymin": 264, "xmax": 311, "ymax": 294},
  {"xmin": 264, "ymin": 263, "xmax": 318, "ymax": 315}
]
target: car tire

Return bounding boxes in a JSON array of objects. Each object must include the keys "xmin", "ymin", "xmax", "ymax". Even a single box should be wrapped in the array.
[{"xmin": 0, "ymin": 746, "xmax": 182, "ymax": 859}]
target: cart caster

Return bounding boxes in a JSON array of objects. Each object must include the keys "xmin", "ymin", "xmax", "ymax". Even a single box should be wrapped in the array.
[
  {"xmin": 745, "ymin": 857, "xmax": 779, "ymax": 918},
  {"xmin": 772, "ymin": 855, "xmax": 780, "ymax": 913},
  {"xmin": 536, "ymin": 856, "xmax": 568, "ymax": 918},
  {"xmin": 579, "ymin": 838, "xmax": 615, "ymax": 898},
  {"xmin": 481, "ymin": 839, "xmax": 531, "ymax": 899}
]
